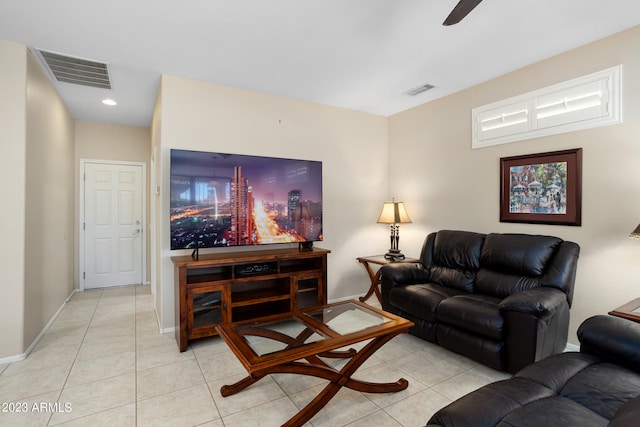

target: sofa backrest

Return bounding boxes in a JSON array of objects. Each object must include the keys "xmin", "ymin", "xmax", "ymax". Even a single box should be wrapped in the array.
[
  {"xmin": 474, "ymin": 233, "xmax": 560, "ymax": 296},
  {"xmin": 420, "ymin": 230, "xmax": 485, "ymax": 292},
  {"xmin": 421, "ymin": 230, "xmax": 580, "ymax": 304},
  {"xmin": 476, "ymin": 233, "xmax": 579, "ymax": 304}
]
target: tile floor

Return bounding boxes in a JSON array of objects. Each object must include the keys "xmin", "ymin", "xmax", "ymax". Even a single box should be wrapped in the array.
[{"xmin": 0, "ymin": 285, "xmax": 510, "ymax": 426}]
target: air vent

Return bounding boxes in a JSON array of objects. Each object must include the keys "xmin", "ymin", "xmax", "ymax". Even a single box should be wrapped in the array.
[
  {"xmin": 406, "ymin": 83, "xmax": 435, "ymax": 96},
  {"xmin": 36, "ymin": 49, "xmax": 111, "ymax": 89}
]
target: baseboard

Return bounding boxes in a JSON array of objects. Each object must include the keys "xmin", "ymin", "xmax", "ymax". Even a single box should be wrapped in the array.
[
  {"xmin": 0, "ymin": 352, "xmax": 25, "ymax": 365},
  {"xmin": 564, "ymin": 342, "xmax": 579, "ymax": 352},
  {"xmin": 328, "ymin": 294, "xmax": 382, "ymax": 308},
  {"xmin": 328, "ymin": 294, "xmax": 362, "ymax": 303},
  {"xmin": 0, "ymin": 288, "xmax": 78, "ymax": 365},
  {"xmin": 160, "ymin": 326, "xmax": 176, "ymax": 335}
]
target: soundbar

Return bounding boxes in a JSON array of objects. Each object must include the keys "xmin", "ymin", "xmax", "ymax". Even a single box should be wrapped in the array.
[{"xmin": 236, "ymin": 263, "xmax": 276, "ymax": 276}]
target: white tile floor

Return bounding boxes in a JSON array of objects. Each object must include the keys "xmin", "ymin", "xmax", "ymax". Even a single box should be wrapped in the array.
[{"xmin": 0, "ymin": 285, "xmax": 510, "ymax": 426}]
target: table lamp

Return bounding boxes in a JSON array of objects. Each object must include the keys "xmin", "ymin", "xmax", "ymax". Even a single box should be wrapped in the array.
[{"xmin": 377, "ymin": 198, "xmax": 412, "ymax": 260}]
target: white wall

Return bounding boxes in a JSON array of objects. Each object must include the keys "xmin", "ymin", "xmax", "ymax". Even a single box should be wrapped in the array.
[
  {"xmin": 388, "ymin": 25, "xmax": 640, "ymax": 344},
  {"xmin": 153, "ymin": 75, "xmax": 390, "ymax": 331}
]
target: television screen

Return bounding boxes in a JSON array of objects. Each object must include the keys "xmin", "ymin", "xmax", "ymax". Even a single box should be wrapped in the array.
[{"xmin": 170, "ymin": 149, "xmax": 323, "ymax": 250}]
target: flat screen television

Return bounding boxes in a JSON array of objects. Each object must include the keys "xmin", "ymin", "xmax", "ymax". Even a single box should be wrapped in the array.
[{"xmin": 170, "ymin": 149, "xmax": 323, "ymax": 250}]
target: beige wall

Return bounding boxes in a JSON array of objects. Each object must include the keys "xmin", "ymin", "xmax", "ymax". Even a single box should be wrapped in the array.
[
  {"xmin": 0, "ymin": 42, "xmax": 76, "ymax": 359},
  {"xmin": 388, "ymin": 25, "xmax": 640, "ymax": 345},
  {"xmin": 154, "ymin": 75, "xmax": 389, "ymax": 331},
  {"xmin": 75, "ymin": 121, "xmax": 151, "ymax": 283},
  {"xmin": 4, "ymin": 25, "xmax": 638, "ymax": 357},
  {"xmin": 150, "ymin": 82, "xmax": 163, "ymax": 324},
  {"xmin": 23, "ymin": 49, "xmax": 76, "ymax": 348},
  {"xmin": 0, "ymin": 40, "xmax": 28, "ymax": 358},
  {"xmin": 75, "ymin": 121, "xmax": 150, "ymax": 162}
]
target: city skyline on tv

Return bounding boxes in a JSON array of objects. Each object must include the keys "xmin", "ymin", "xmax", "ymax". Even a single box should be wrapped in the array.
[{"xmin": 170, "ymin": 150, "xmax": 323, "ymax": 249}]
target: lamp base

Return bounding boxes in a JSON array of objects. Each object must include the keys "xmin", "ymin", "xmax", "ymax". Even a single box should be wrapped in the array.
[{"xmin": 384, "ymin": 250, "xmax": 405, "ymax": 261}]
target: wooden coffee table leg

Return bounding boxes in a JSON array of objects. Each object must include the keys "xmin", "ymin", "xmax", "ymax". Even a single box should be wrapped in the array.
[
  {"xmin": 220, "ymin": 372, "xmax": 267, "ymax": 397},
  {"xmin": 282, "ymin": 331, "xmax": 407, "ymax": 427},
  {"xmin": 219, "ymin": 331, "xmax": 407, "ymax": 426}
]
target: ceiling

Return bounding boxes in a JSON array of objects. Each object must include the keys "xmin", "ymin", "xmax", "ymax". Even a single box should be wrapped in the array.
[{"xmin": 1, "ymin": 1, "xmax": 639, "ymax": 128}]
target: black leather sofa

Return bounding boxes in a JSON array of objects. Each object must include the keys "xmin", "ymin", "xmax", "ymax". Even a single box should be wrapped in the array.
[
  {"xmin": 427, "ymin": 314, "xmax": 640, "ymax": 427},
  {"xmin": 380, "ymin": 230, "xmax": 580, "ymax": 373}
]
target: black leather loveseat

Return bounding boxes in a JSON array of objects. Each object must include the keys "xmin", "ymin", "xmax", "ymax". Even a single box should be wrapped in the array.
[
  {"xmin": 427, "ymin": 314, "xmax": 640, "ymax": 427},
  {"xmin": 380, "ymin": 230, "xmax": 580, "ymax": 373}
]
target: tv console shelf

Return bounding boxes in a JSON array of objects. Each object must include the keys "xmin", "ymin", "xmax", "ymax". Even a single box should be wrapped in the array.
[{"xmin": 172, "ymin": 247, "xmax": 330, "ymax": 352}]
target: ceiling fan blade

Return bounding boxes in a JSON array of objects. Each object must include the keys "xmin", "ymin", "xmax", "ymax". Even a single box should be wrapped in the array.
[{"xmin": 443, "ymin": 0, "xmax": 484, "ymax": 26}]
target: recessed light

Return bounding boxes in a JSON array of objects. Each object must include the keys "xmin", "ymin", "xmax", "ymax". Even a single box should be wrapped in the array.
[{"xmin": 102, "ymin": 99, "xmax": 117, "ymax": 106}]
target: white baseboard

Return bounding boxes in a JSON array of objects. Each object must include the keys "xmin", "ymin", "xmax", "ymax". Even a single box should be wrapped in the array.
[
  {"xmin": 329, "ymin": 294, "xmax": 382, "ymax": 308},
  {"xmin": 564, "ymin": 342, "xmax": 579, "ymax": 352},
  {"xmin": 0, "ymin": 288, "xmax": 78, "ymax": 365},
  {"xmin": 328, "ymin": 294, "xmax": 363, "ymax": 303}
]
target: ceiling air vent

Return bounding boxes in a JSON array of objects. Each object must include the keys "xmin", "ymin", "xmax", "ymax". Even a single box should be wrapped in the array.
[
  {"xmin": 36, "ymin": 49, "xmax": 111, "ymax": 89},
  {"xmin": 406, "ymin": 83, "xmax": 435, "ymax": 96}
]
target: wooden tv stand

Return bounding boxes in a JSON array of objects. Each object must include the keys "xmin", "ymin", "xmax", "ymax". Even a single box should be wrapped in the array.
[{"xmin": 172, "ymin": 247, "xmax": 330, "ymax": 352}]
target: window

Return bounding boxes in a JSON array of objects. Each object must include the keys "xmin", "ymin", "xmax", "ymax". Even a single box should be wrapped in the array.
[{"xmin": 472, "ymin": 66, "xmax": 622, "ymax": 149}]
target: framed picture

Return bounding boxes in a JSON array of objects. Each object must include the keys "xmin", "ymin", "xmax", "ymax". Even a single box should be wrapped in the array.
[{"xmin": 500, "ymin": 148, "xmax": 582, "ymax": 226}]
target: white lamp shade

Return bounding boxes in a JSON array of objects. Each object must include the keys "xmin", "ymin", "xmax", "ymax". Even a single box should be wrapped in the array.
[{"xmin": 377, "ymin": 201, "xmax": 412, "ymax": 224}]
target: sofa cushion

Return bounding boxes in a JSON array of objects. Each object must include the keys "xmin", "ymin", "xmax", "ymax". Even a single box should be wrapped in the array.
[
  {"xmin": 436, "ymin": 294, "xmax": 503, "ymax": 340},
  {"xmin": 480, "ymin": 233, "xmax": 562, "ymax": 276},
  {"xmin": 560, "ymin": 363, "xmax": 640, "ymax": 420},
  {"xmin": 429, "ymin": 357, "xmax": 640, "ymax": 427},
  {"xmin": 428, "ymin": 230, "xmax": 485, "ymax": 292},
  {"xmin": 516, "ymin": 352, "xmax": 601, "ymax": 392},
  {"xmin": 388, "ymin": 283, "xmax": 462, "ymax": 322},
  {"xmin": 474, "ymin": 233, "xmax": 562, "ymax": 298},
  {"xmin": 475, "ymin": 269, "xmax": 543, "ymax": 298},
  {"xmin": 427, "ymin": 377, "xmax": 556, "ymax": 427},
  {"xmin": 498, "ymin": 396, "xmax": 609, "ymax": 427},
  {"xmin": 517, "ymin": 351, "xmax": 640, "ymax": 421}
]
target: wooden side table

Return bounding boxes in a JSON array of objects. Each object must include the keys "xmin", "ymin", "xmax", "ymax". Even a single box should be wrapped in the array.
[
  {"xmin": 357, "ymin": 255, "xmax": 420, "ymax": 304},
  {"xmin": 608, "ymin": 297, "xmax": 640, "ymax": 323}
]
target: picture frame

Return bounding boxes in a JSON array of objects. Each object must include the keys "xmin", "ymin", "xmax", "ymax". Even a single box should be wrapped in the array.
[{"xmin": 500, "ymin": 148, "xmax": 582, "ymax": 226}]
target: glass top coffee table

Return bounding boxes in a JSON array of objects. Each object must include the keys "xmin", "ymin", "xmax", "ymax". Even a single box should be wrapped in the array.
[{"xmin": 215, "ymin": 300, "xmax": 414, "ymax": 427}]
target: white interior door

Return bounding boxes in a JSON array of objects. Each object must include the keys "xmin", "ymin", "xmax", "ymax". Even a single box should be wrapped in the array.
[{"xmin": 83, "ymin": 162, "xmax": 143, "ymax": 289}]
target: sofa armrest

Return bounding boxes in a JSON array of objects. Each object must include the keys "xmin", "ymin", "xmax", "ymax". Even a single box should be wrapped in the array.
[
  {"xmin": 578, "ymin": 315, "xmax": 640, "ymax": 373},
  {"xmin": 500, "ymin": 287, "xmax": 571, "ymax": 372},
  {"xmin": 380, "ymin": 262, "xmax": 429, "ymax": 312},
  {"xmin": 379, "ymin": 262, "xmax": 429, "ymax": 287},
  {"xmin": 499, "ymin": 287, "xmax": 567, "ymax": 319}
]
